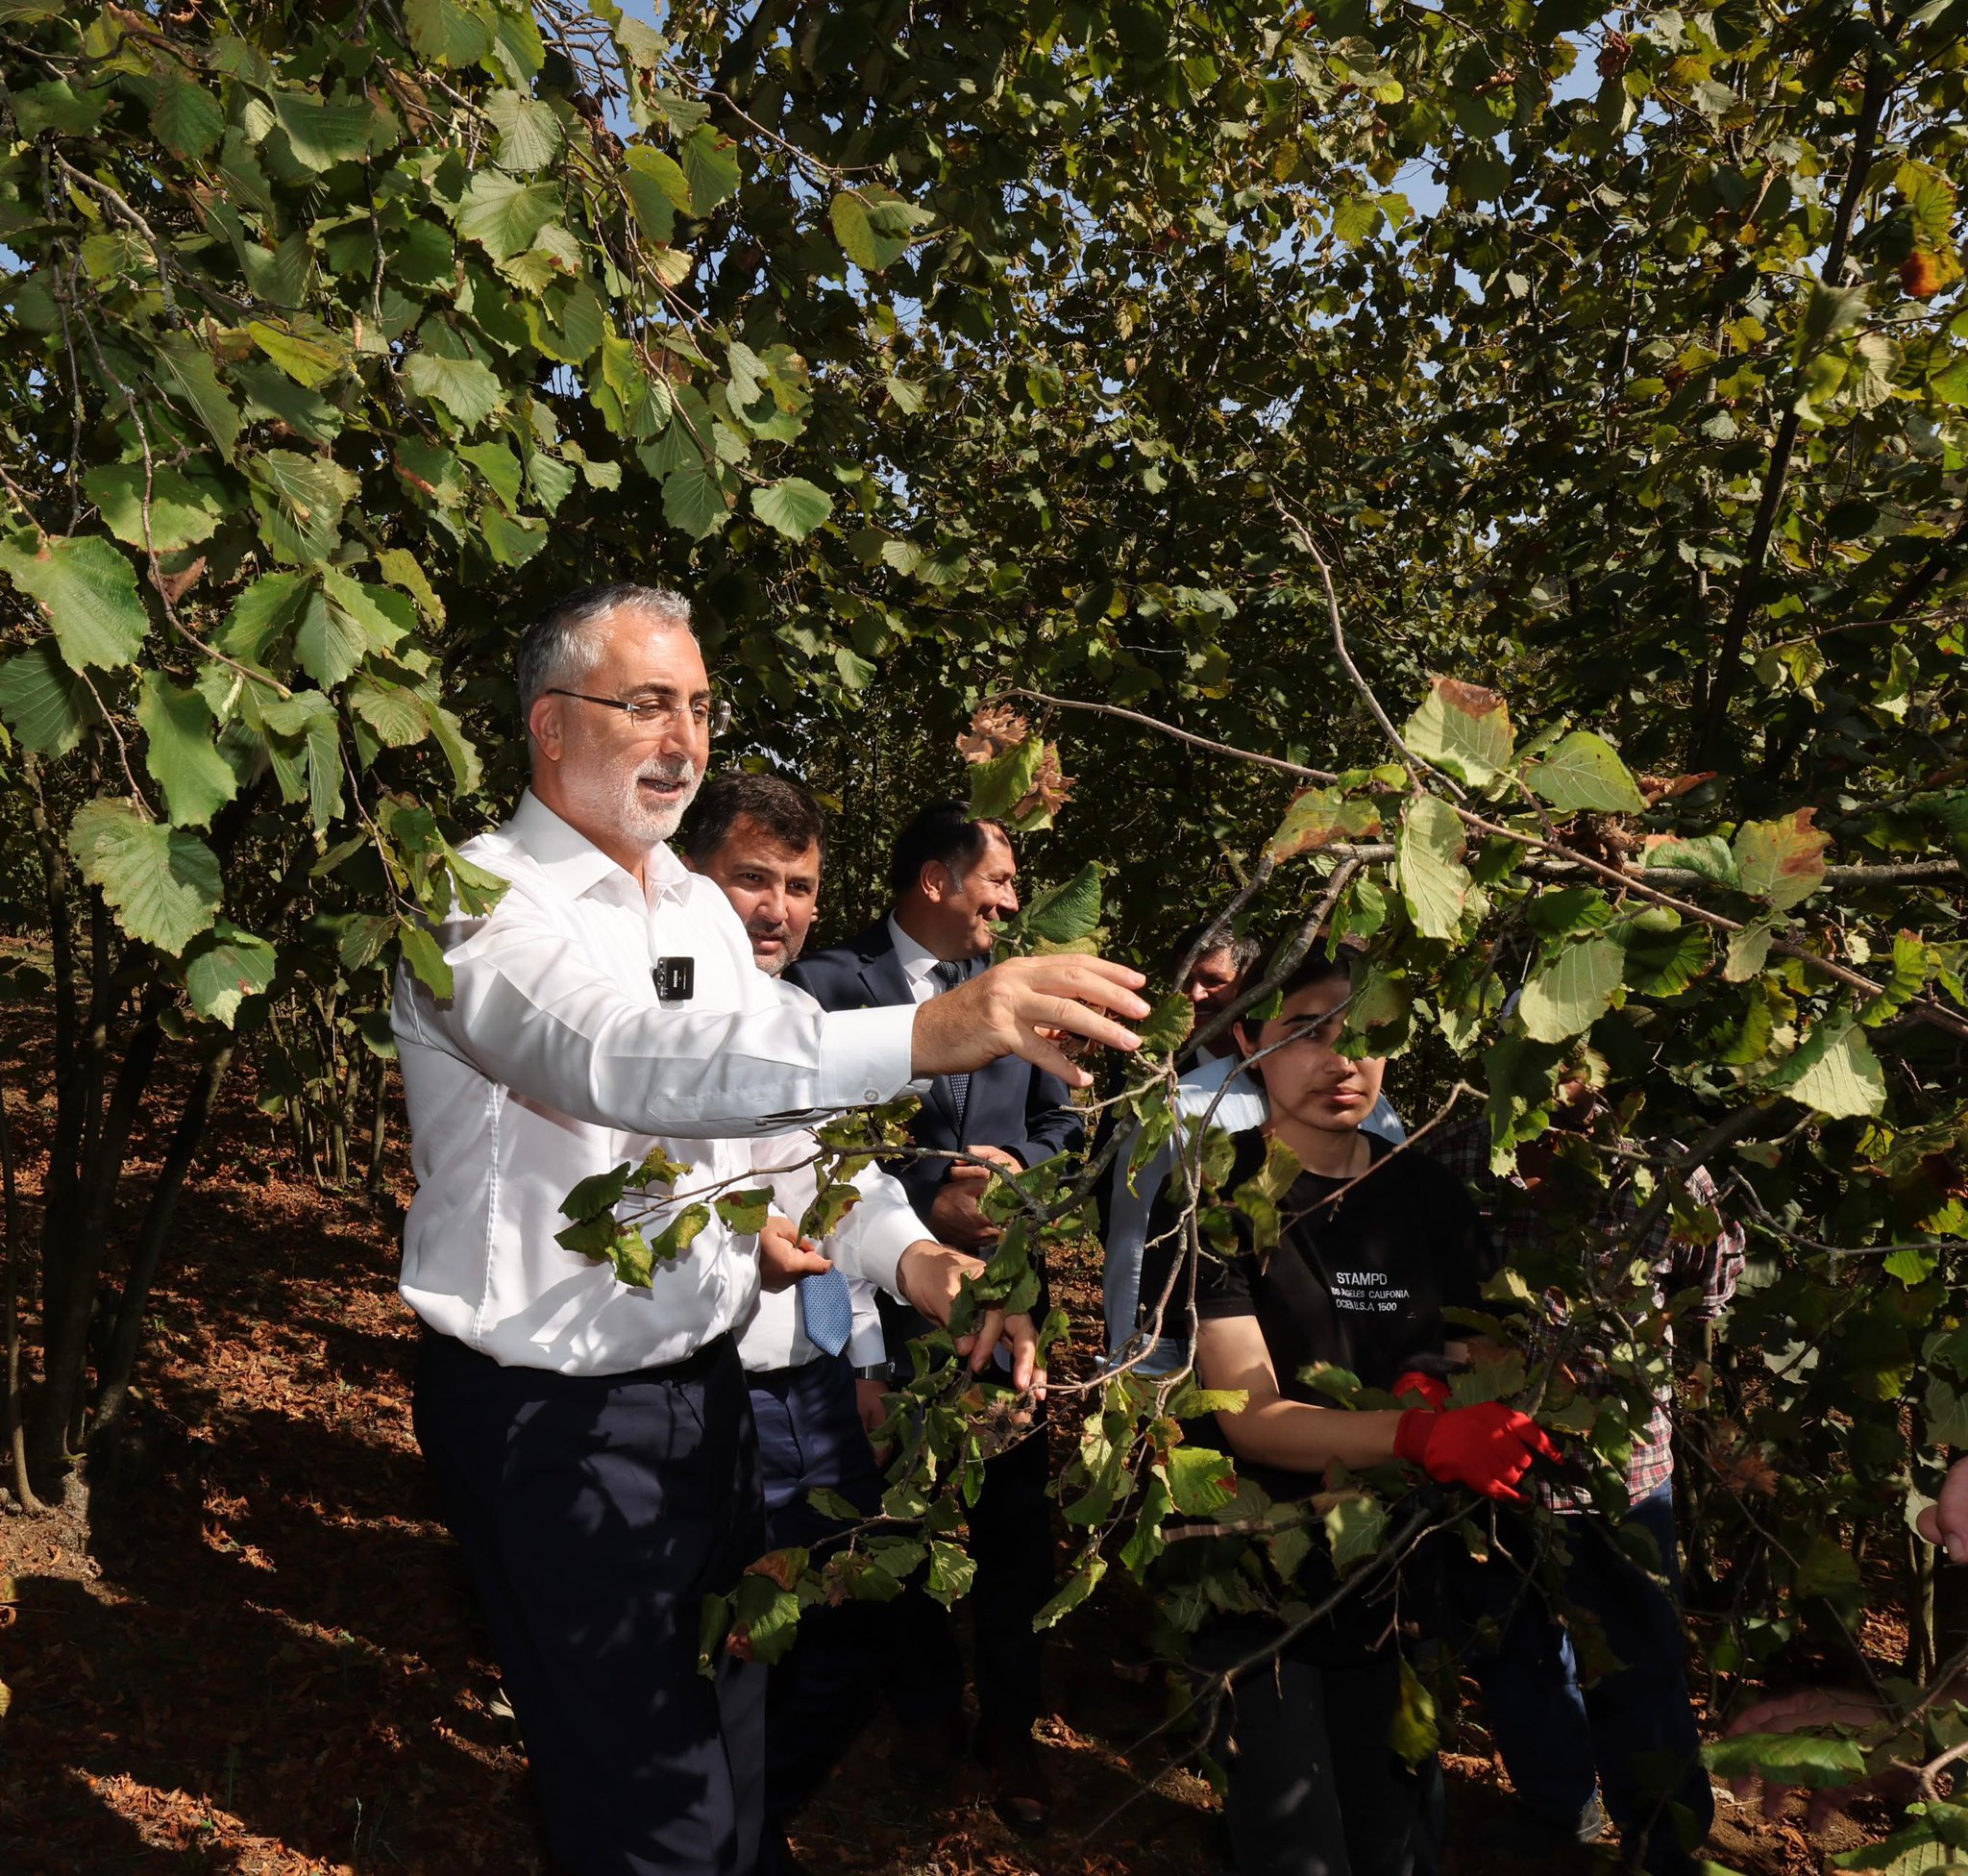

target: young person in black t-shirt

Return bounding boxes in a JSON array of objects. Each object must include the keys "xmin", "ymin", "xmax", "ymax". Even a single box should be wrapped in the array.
[{"xmin": 1142, "ymin": 950, "xmax": 1555, "ymax": 1876}]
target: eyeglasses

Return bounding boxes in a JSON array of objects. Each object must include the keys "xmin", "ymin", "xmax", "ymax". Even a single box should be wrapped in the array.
[{"xmin": 547, "ymin": 688, "xmax": 732, "ymax": 738}]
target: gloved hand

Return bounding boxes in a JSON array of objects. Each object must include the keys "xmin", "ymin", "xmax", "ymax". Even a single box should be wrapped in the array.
[
  {"xmin": 1394, "ymin": 1400, "xmax": 1559, "ymax": 1501},
  {"xmin": 1391, "ymin": 1370, "xmax": 1449, "ymax": 1410}
]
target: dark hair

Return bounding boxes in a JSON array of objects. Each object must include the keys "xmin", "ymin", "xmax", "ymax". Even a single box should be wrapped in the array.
[
  {"xmin": 515, "ymin": 581, "xmax": 691, "ymax": 718},
  {"xmin": 1166, "ymin": 921, "xmax": 1262, "ymax": 982},
  {"xmin": 1265, "ymin": 941, "xmax": 1365, "ymax": 1009},
  {"xmin": 682, "ymin": 771, "xmax": 825, "ymax": 866},
  {"xmin": 889, "ymin": 801, "xmax": 1009, "ymax": 901}
]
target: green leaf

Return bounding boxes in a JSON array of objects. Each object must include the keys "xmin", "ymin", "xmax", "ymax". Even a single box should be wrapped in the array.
[
  {"xmin": 0, "ymin": 531, "xmax": 148, "ymax": 669},
  {"xmin": 1524, "ymin": 730, "xmax": 1646, "ymax": 814},
  {"xmin": 294, "ymin": 592, "xmax": 367, "ymax": 689},
  {"xmin": 217, "ymin": 571, "xmax": 310, "ymax": 664},
  {"xmin": 623, "ymin": 147, "xmax": 686, "ymax": 242},
  {"xmin": 1516, "ymin": 933, "xmax": 1624, "ymax": 1043},
  {"xmin": 457, "ymin": 171, "xmax": 560, "ymax": 261},
  {"xmin": 485, "ymin": 88, "xmax": 562, "ymax": 173},
  {"xmin": 1019, "ymin": 863, "xmax": 1105, "ymax": 949},
  {"xmin": 404, "ymin": 0, "xmax": 493, "ymax": 67},
  {"xmin": 967, "ymin": 735, "xmax": 1044, "ymax": 826},
  {"xmin": 397, "ymin": 919, "xmax": 453, "ymax": 998},
  {"xmin": 250, "ymin": 450, "xmax": 357, "ymax": 565},
  {"xmin": 1759, "ymin": 1016, "xmax": 1887, "ymax": 1119},
  {"xmin": 661, "ymin": 455, "xmax": 728, "ymax": 540},
  {"xmin": 0, "ymin": 641, "xmax": 100, "ymax": 754},
  {"xmin": 1641, "ymin": 835, "xmax": 1738, "ymax": 888},
  {"xmin": 1705, "ymin": 1731, "xmax": 1868, "ymax": 1787},
  {"xmin": 67, "ymin": 798, "xmax": 221, "ymax": 954},
  {"xmin": 1033, "ymin": 1551, "xmax": 1106, "ymax": 1629},
  {"xmin": 136, "ymin": 671, "xmax": 236, "ymax": 827},
  {"xmin": 267, "ymin": 91, "xmax": 378, "ymax": 172},
  {"xmin": 1139, "ymin": 992, "xmax": 1196, "ymax": 1058},
  {"xmin": 679, "ymin": 128, "xmax": 741, "ymax": 216},
  {"xmin": 750, "ymin": 478, "xmax": 833, "ymax": 541},
  {"xmin": 1389, "ymin": 1658, "xmax": 1438, "ymax": 1765},
  {"xmin": 713, "ymin": 1187, "xmax": 774, "ymax": 1234},
  {"xmin": 1396, "ymin": 793, "xmax": 1471, "ymax": 939},
  {"xmin": 151, "ymin": 70, "xmax": 223, "ymax": 159},
  {"xmin": 183, "ymin": 920, "xmax": 277, "ymax": 1026},
  {"xmin": 1734, "ymin": 809, "xmax": 1830, "ymax": 911},
  {"xmin": 149, "ymin": 336, "xmax": 240, "ymax": 458},
  {"xmin": 247, "ymin": 320, "xmax": 345, "ymax": 390},
  {"xmin": 1323, "ymin": 1493, "xmax": 1389, "ymax": 1573},
  {"xmin": 830, "ymin": 188, "xmax": 933, "ymax": 273},
  {"xmin": 347, "ymin": 676, "xmax": 430, "ymax": 748},
  {"xmin": 405, "ymin": 349, "xmax": 506, "ymax": 430},
  {"xmin": 1403, "ymin": 677, "xmax": 1514, "ymax": 786},
  {"xmin": 1725, "ymin": 922, "xmax": 1774, "ymax": 983},
  {"xmin": 1166, "ymin": 1443, "xmax": 1238, "ymax": 1515},
  {"xmin": 82, "ymin": 462, "xmax": 225, "ymax": 551}
]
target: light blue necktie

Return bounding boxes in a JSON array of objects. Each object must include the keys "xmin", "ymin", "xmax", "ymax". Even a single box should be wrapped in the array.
[
  {"xmin": 930, "ymin": 958, "xmax": 971, "ymax": 1135},
  {"xmin": 799, "ymin": 1266, "xmax": 854, "ymax": 1357}
]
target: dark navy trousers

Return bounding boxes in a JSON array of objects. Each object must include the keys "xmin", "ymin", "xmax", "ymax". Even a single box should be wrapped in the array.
[
  {"xmin": 1445, "ymin": 1483, "xmax": 1712, "ymax": 1875},
  {"xmin": 748, "ymin": 1352, "xmax": 886, "ymax": 1831},
  {"xmin": 414, "ymin": 1331, "xmax": 768, "ymax": 1876}
]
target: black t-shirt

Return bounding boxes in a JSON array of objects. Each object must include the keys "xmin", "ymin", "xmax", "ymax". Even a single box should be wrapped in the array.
[
  {"xmin": 1145, "ymin": 1127, "xmax": 1499, "ymax": 1496},
  {"xmin": 1143, "ymin": 1127, "xmax": 1498, "ymax": 1658}
]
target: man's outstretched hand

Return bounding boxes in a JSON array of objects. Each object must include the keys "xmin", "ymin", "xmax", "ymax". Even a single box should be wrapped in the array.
[
  {"xmin": 911, "ymin": 954, "xmax": 1147, "ymax": 1089},
  {"xmin": 1918, "ymin": 1457, "xmax": 1968, "ymax": 1563},
  {"xmin": 897, "ymin": 1238, "xmax": 1045, "ymax": 1395}
]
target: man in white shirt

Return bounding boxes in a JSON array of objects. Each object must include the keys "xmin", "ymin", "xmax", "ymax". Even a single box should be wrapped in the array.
[{"xmin": 394, "ymin": 583, "xmax": 1147, "ymax": 1876}]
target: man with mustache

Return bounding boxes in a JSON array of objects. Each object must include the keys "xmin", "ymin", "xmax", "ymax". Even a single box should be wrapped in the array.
[{"xmin": 394, "ymin": 584, "xmax": 1148, "ymax": 1876}]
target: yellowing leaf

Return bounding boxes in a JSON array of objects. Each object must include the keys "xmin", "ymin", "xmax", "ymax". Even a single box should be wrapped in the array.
[
  {"xmin": 1404, "ymin": 676, "xmax": 1514, "ymax": 786},
  {"xmin": 1734, "ymin": 808, "xmax": 1830, "ymax": 911}
]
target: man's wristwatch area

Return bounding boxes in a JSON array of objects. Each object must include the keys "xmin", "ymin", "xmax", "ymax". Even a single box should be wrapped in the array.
[{"xmin": 852, "ymin": 1362, "xmax": 892, "ymax": 1381}]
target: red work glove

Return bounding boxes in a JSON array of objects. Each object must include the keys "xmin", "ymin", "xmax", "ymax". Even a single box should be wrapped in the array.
[
  {"xmin": 1391, "ymin": 1370, "xmax": 1449, "ymax": 1411},
  {"xmin": 1394, "ymin": 1401, "xmax": 1560, "ymax": 1501}
]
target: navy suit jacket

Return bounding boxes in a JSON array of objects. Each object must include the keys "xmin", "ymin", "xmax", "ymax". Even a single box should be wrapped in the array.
[{"xmin": 788, "ymin": 919, "xmax": 1084, "ymax": 1222}]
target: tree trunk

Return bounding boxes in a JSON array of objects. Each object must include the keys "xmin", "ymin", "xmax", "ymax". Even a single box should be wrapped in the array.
[
  {"xmin": 0, "ymin": 1064, "xmax": 42, "ymax": 1513},
  {"xmin": 27, "ymin": 986, "xmax": 171, "ymax": 1477},
  {"xmin": 90, "ymin": 1042, "xmax": 234, "ymax": 1438}
]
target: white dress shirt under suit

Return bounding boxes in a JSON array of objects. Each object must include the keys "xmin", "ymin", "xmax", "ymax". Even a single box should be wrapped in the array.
[{"xmin": 394, "ymin": 789, "xmax": 920, "ymax": 1375}]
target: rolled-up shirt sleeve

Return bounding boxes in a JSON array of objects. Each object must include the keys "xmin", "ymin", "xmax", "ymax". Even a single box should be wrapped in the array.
[{"xmin": 402, "ymin": 881, "xmax": 917, "ymax": 1139}]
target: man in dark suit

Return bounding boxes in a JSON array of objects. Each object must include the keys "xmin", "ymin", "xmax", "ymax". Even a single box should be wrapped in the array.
[{"xmin": 788, "ymin": 801, "xmax": 1081, "ymax": 1833}]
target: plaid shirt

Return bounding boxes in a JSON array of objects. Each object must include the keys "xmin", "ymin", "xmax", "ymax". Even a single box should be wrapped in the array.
[{"xmin": 1431, "ymin": 1120, "xmax": 1746, "ymax": 1510}]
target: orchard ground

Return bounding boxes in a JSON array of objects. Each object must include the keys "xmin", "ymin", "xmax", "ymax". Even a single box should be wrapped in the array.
[{"xmin": 0, "ymin": 1006, "xmax": 1900, "ymax": 1875}]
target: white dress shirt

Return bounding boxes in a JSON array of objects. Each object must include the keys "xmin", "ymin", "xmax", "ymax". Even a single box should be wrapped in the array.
[
  {"xmin": 735, "ymin": 1145, "xmax": 921, "ymax": 1372},
  {"xmin": 887, "ymin": 913, "xmax": 948, "ymax": 1005},
  {"xmin": 394, "ymin": 791, "xmax": 918, "ymax": 1375}
]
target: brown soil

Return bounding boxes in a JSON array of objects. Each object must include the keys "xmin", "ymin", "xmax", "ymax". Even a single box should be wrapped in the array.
[{"xmin": 0, "ymin": 1050, "xmax": 1894, "ymax": 1875}]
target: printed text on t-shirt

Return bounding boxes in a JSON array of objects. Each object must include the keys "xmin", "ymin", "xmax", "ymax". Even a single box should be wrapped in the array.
[{"xmin": 1330, "ymin": 1270, "xmax": 1412, "ymax": 1314}]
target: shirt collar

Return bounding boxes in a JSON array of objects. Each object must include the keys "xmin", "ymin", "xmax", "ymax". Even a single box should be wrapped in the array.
[
  {"xmin": 887, "ymin": 912, "xmax": 944, "ymax": 982},
  {"xmin": 506, "ymin": 791, "xmax": 684, "ymax": 904}
]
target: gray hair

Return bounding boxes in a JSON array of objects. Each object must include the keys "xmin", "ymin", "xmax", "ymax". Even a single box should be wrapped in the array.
[{"xmin": 515, "ymin": 582, "xmax": 694, "ymax": 719}]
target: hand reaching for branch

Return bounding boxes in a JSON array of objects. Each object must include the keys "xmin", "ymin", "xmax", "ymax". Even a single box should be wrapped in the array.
[
  {"xmin": 1721, "ymin": 1689, "xmax": 1903, "ymax": 1830},
  {"xmin": 1918, "ymin": 1457, "xmax": 1968, "ymax": 1563},
  {"xmin": 758, "ymin": 1214, "xmax": 831, "ymax": 1293},
  {"xmin": 897, "ymin": 1239, "xmax": 1045, "ymax": 1395}
]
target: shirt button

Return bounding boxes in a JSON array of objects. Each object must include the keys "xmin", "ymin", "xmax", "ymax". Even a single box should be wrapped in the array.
[{"xmin": 865, "ymin": 1088, "xmax": 879, "ymax": 1101}]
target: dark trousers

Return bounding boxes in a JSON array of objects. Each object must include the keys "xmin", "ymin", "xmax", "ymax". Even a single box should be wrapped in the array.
[
  {"xmin": 414, "ymin": 1331, "xmax": 767, "ymax": 1876},
  {"xmin": 1190, "ymin": 1625, "xmax": 1440, "ymax": 1876},
  {"xmin": 889, "ymin": 1414, "xmax": 1053, "ymax": 1742},
  {"xmin": 1446, "ymin": 1482, "xmax": 1711, "ymax": 1875},
  {"xmin": 749, "ymin": 1354, "xmax": 885, "ymax": 1828}
]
